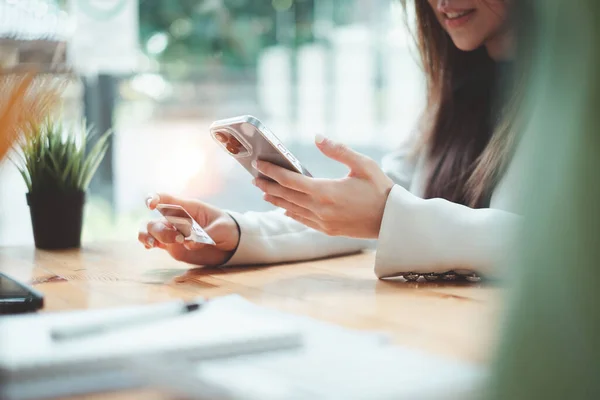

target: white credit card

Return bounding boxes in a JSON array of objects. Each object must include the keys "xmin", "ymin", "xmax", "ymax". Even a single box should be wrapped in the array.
[{"xmin": 156, "ymin": 204, "xmax": 216, "ymax": 245}]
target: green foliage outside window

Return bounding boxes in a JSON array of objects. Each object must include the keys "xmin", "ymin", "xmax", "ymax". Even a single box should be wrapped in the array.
[
  {"xmin": 138, "ymin": 0, "xmax": 362, "ymax": 69},
  {"xmin": 139, "ymin": 0, "xmax": 314, "ymax": 69}
]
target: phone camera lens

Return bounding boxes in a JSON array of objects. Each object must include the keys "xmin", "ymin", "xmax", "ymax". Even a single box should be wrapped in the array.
[
  {"xmin": 214, "ymin": 129, "xmax": 250, "ymax": 156},
  {"xmin": 229, "ymin": 136, "xmax": 243, "ymax": 148},
  {"xmin": 226, "ymin": 144, "xmax": 240, "ymax": 155},
  {"xmin": 215, "ymin": 132, "xmax": 228, "ymax": 143}
]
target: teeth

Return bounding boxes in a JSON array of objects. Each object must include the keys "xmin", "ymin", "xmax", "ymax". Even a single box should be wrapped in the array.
[{"xmin": 446, "ymin": 11, "xmax": 470, "ymax": 19}]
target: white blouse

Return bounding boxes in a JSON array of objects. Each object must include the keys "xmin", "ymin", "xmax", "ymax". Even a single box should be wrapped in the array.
[{"xmin": 224, "ymin": 136, "xmax": 525, "ymax": 280}]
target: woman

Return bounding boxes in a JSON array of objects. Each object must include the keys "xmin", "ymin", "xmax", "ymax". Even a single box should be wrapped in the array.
[{"xmin": 139, "ymin": 0, "xmax": 522, "ymax": 280}]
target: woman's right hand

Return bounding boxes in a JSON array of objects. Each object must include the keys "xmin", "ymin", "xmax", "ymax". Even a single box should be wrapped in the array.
[{"xmin": 138, "ymin": 193, "xmax": 240, "ymax": 266}]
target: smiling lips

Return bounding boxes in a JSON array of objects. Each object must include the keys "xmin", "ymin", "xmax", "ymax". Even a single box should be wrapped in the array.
[{"xmin": 442, "ymin": 9, "xmax": 475, "ymax": 28}]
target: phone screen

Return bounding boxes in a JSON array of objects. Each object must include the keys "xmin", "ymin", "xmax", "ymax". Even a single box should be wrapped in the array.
[{"xmin": 0, "ymin": 275, "xmax": 31, "ymax": 299}]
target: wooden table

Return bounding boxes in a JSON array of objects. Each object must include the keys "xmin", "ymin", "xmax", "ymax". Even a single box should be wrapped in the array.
[{"xmin": 0, "ymin": 242, "xmax": 503, "ymax": 399}]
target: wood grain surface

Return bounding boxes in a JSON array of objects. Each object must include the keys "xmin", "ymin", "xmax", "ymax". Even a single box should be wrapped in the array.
[{"xmin": 0, "ymin": 242, "xmax": 504, "ymax": 399}]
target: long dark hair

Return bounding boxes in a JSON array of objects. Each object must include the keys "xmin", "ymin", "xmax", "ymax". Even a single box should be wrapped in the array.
[{"xmin": 404, "ymin": 0, "xmax": 521, "ymax": 208}]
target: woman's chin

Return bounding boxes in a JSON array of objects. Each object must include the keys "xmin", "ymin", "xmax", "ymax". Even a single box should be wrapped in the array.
[{"xmin": 450, "ymin": 38, "xmax": 483, "ymax": 52}]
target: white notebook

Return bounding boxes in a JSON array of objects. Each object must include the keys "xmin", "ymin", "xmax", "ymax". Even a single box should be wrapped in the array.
[
  {"xmin": 136, "ymin": 296, "xmax": 486, "ymax": 400},
  {"xmin": 0, "ymin": 297, "xmax": 302, "ymax": 382}
]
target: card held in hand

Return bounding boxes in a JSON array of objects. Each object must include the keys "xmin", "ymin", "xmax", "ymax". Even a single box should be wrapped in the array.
[{"xmin": 156, "ymin": 204, "xmax": 216, "ymax": 245}]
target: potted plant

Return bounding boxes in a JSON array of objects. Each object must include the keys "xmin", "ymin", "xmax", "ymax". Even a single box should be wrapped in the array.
[{"xmin": 12, "ymin": 117, "xmax": 112, "ymax": 249}]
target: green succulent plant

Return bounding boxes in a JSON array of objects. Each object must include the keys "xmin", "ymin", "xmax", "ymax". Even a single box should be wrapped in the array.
[{"xmin": 12, "ymin": 117, "xmax": 112, "ymax": 193}]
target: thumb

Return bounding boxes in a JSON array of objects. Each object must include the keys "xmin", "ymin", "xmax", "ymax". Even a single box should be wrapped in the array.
[{"xmin": 315, "ymin": 134, "xmax": 368, "ymax": 172}]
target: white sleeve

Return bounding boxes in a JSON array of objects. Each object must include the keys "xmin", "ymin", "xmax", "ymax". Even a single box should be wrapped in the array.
[
  {"xmin": 374, "ymin": 185, "xmax": 519, "ymax": 279},
  {"xmin": 223, "ymin": 210, "xmax": 372, "ymax": 266}
]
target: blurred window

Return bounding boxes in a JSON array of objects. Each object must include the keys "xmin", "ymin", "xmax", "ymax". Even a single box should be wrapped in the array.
[{"xmin": 0, "ymin": 0, "xmax": 425, "ymax": 245}]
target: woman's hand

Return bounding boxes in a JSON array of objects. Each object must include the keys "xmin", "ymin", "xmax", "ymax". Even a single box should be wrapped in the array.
[
  {"xmin": 253, "ymin": 135, "xmax": 394, "ymax": 239},
  {"xmin": 138, "ymin": 193, "xmax": 240, "ymax": 266}
]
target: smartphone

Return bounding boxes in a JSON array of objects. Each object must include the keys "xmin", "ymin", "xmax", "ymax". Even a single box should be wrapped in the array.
[
  {"xmin": 0, "ymin": 272, "xmax": 44, "ymax": 315},
  {"xmin": 209, "ymin": 115, "xmax": 312, "ymax": 180},
  {"xmin": 155, "ymin": 204, "xmax": 216, "ymax": 245}
]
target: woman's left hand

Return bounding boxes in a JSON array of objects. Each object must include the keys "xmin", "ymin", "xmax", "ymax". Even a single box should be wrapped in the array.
[{"xmin": 253, "ymin": 135, "xmax": 395, "ymax": 239}]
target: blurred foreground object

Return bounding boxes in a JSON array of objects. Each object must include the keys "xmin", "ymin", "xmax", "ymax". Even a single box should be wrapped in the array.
[
  {"xmin": 0, "ymin": 70, "xmax": 64, "ymax": 162},
  {"xmin": 0, "ymin": 0, "xmax": 72, "ymax": 162},
  {"xmin": 488, "ymin": 1, "xmax": 600, "ymax": 399}
]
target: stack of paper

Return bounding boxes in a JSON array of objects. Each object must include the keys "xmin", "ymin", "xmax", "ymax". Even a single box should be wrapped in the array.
[
  {"xmin": 0, "ymin": 298, "xmax": 302, "ymax": 400},
  {"xmin": 137, "ymin": 296, "xmax": 487, "ymax": 400},
  {"xmin": 1, "ymin": 295, "xmax": 486, "ymax": 400}
]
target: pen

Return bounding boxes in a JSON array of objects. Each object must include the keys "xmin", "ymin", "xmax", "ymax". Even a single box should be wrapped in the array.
[{"xmin": 51, "ymin": 298, "xmax": 206, "ymax": 342}]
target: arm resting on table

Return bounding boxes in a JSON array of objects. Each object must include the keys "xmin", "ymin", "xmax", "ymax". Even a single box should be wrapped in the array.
[{"xmin": 375, "ymin": 185, "xmax": 520, "ymax": 279}]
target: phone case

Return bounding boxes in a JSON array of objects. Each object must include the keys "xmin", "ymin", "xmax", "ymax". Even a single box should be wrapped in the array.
[
  {"xmin": 209, "ymin": 115, "xmax": 312, "ymax": 180},
  {"xmin": 155, "ymin": 205, "xmax": 216, "ymax": 246}
]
